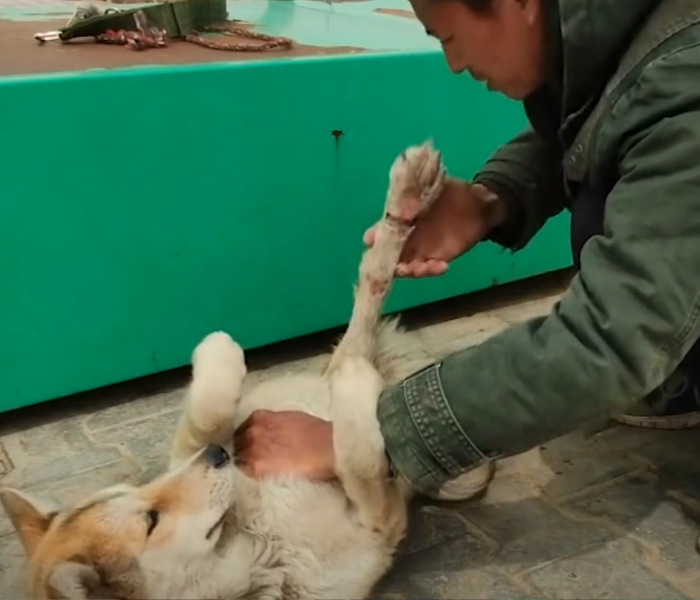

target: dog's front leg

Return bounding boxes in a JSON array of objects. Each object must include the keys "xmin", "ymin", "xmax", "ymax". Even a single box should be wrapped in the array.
[
  {"xmin": 326, "ymin": 141, "xmax": 446, "ymax": 371},
  {"xmin": 169, "ymin": 331, "xmax": 247, "ymax": 470},
  {"xmin": 329, "ymin": 356, "xmax": 409, "ymax": 548}
]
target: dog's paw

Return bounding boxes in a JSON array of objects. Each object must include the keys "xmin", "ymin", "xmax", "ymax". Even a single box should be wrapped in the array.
[
  {"xmin": 385, "ymin": 140, "xmax": 446, "ymax": 227},
  {"xmin": 192, "ymin": 331, "xmax": 244, "ymax": 373},
  {"xmin": 188, "ymin": 331, "xmax": 247, "ymax": 430},
  {"xmin": 429, "ymin": 462, "xmax": 495, "ymax": 501}
]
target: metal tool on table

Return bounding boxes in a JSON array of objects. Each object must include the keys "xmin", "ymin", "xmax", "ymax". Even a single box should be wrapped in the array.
[{"xmin": 34, "ymin": 0, "xmax": 293, "ymax": 52}]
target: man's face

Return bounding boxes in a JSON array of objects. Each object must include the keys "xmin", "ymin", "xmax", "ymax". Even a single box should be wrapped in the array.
[{"xmin": 411, "ymin": 0, "xmax": 546, "ymax": 99}]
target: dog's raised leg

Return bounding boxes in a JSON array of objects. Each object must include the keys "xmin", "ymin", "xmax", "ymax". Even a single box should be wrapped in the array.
[
  {"xmin": 327, "ymin": 141, "xmax": 446, "ymax": 371},
  {"xmin": 169, "ymin": 331, "xmax": 247, "ymax": 470},
  {"xmin": 329, "ymin": 141, "xmax": 494, "ymax": 507},
  {"xmin": 325, "ymin": 142, "xmax": 446, "ymax": 545}
]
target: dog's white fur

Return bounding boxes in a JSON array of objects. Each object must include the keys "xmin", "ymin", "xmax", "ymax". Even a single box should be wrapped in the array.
[{"xmin": 0, "ymin": 142, "xmax": 512, "ymax": 599}]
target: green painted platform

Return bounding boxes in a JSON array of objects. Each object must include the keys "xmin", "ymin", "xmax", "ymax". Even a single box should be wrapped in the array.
[{"xmin": 0, "ymin": 0, "xmax": 572, "ymax": 414}]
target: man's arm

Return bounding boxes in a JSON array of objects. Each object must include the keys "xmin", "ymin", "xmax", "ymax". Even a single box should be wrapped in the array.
[
  {"xmin": 378, "ymin": 105, "xmax": 700, "ymax": 495},
  {"xmin": 473, "ymin": 127, "xmax": 567, "ymax": 251}
]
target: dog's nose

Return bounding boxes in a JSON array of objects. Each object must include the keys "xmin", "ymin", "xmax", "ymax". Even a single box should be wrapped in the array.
[{"xmin": 204, "ymin": 444, "xmax": 230, "ymax": 469}]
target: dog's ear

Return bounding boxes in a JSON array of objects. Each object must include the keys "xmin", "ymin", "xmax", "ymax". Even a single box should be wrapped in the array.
[
  {"xmin": 0, "ymin": 486, "xmax": 58, "ymax": 556},
  {"xmin": 48, "ymin": 562, "xmax": 104, "ymax": 599},
  {"xmin": 49, "ymin": 558, "xmax": 144, "ymax": 600}
]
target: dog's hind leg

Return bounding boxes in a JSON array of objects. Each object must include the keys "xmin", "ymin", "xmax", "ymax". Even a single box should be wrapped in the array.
[
  {"xmin": 329, "ymin": 355, "xmax": 409, "ymax": 547},
  {"xmin": 169, "ymin": 331, "xmax": 247, "ymax": 470},
  {"xmin": 326, "ymin": 141, "xmax": 446, "ymax": 371}
]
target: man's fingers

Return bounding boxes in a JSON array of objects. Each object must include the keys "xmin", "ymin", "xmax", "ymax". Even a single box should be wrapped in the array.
[
  {"xmin": 233, "ymin": 431, "xmax": 251, "ymax": 452},
  {"xmin": 237, "ymin": 458, "xmax": 257, "ymax": 478},
  {"xmin": 235, "ymin": 446, "xmax": 263, "ymax": 474},
  {"xmin": 426, "ymin": 259, "xmax": 448, "ymax": 276},
  {"xmin": 235, "ymin": 445, "xmax": 249, "ymax": 466},
  {"xmin": 239, "ymin": 457, "xmax": 280, "ymax": 480},
  {"xmin": 411, "ymin": 262, "xmax": 432, "ymax": 278},
  {"xmin": 236, "ymin": 409, "xmax": 274, "ymax": 435},
  {"xmin": 396, "ymin": 263, "xmax": 410, "ymax": 278},
  {"xmin": 396, "ymin": 260, "xmax": 448, "ymax": 278},
  {"xmin": 234, "ymin": 412, "xmax": 271, "ymax": 450},
  {"xmin": 234, "ymin": 416, "xmax": 252, "ymax": 436}
]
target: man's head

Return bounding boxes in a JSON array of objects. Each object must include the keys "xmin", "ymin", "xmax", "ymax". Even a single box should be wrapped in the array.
[{"xmin": 411, "ymin": 0, "xmax": 547, "ymax": 99}]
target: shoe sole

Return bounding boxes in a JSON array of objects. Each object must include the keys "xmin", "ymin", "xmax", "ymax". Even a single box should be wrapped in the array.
[{"xmin": 613, "ymin": 411, "xmax": 700, "ymax": 430}]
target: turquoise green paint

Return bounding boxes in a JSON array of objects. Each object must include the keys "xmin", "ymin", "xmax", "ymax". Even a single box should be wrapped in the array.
[{"xmin": 0, "ymin": 1, "xmax": 571, "ymax": 413}]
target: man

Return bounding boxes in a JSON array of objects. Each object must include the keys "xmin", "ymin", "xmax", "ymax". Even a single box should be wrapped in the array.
[{"xmin": 236, "ymin": 0, "xmax": 700, "ymax": 495}]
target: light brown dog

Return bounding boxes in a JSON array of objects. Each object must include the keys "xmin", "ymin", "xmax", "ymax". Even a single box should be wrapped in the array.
[{"xmin": 1, "ymin": 142, "xmax": 504, "ymax": 599}]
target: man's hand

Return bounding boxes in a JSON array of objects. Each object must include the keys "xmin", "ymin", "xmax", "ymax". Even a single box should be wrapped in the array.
[
  {"xmin": 235, "ymin": 410, "xmax": 336, "ymax": 481},
  {"xmin": 364, "ymin": 179, "xmax": 506, "ymax": 278}
]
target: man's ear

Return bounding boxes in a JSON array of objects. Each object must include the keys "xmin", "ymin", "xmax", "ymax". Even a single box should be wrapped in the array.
[{"xmin": 0, "ymin": 486, "xmax": 59, "ymax": 556}]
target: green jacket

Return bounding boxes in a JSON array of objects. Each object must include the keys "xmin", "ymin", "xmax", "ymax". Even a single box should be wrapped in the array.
[{"xmin": 378, "ymin": 0, "xmax": 700, "ymax": 495}]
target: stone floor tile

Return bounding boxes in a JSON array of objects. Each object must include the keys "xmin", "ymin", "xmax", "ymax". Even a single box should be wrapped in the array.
[
  {"xmin": 455, "ymin": 478, "xmax": 613, "ymax": 574},
  {"xmin": 376, "ymin": 535, "xmax": 521, "ymax": 600},
  {"xmin": 88, "ymin": 409, "xmax": 181, "ymax": 483},
  {"xmin": 524, "ymin": 539, "xmax": 689, "ymax": 600},
  {"xmin": 538, "ymin": 429, "xmax": 646, "ymax": 503},
  {"xmin": 0, "ymin": 534, "xmax": 27, "ymax": 599},
  {"xmin": 416, "ymin": 313, "xmax": 509, "ymax": 357},
  {"xmin": 398, "ymin": 501, "xmax": 487, "ymax": 556},
  {"xmin": 0, "ymin": 458, "xmax": 137, "ymax": 539},
  {"xmin": 1, "ymin": 432, "xmax": 125, "ymax": 490},
  {"xmin": 83, "ymin": 388, "xmax": 185, "ymax": 433},
  {"xmin": 377, "ymin": 562, "xmax": 531, "ymax": 600},
  {"xmin": 630, "ymin": 429, "xmax": 700, "ymax": 501},
  {"xmin": 564, "ymin": 472, "xmax": 700, "ymax": 576}
]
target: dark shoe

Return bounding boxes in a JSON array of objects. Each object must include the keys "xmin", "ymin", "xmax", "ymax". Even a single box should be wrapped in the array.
[{"xmin": 613, "ymin": 372, "xmax": 700, "ymax": 429}]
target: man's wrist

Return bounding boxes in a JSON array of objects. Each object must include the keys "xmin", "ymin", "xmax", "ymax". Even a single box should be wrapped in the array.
[{"xmin": 471, "ymin": 183, "xmax": 508, "ymax": 232}]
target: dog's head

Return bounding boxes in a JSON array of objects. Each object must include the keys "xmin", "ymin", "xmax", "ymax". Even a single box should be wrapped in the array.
[{"xmin": 1, "ymin": 443, "xmax": 239, "ymax": 599}]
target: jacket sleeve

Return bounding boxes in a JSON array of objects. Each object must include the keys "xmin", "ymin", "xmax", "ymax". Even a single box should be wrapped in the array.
[
  {"xmin": 377, "ymin": 106, "xmax": 700, "ymax": 495},
  {"xmin": 473, "ymin": 127, "xmax": 567, "ymax": 250}
]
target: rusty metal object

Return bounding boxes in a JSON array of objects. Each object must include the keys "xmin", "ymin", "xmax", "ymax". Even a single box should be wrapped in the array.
[
  {"xmin": 31, "ymin": 0, "xmax": 291, "ymax": 54},
  {"xmin": 185, "ymin": 23, "xmax": 293, "ymax": 52},
  {"xmin": 96, "ymin": 27, "xmax": 167, "ymax": 50},
  {"xmin": 95, "ymin": 9, "xmax": 167, "ymax": 50}
]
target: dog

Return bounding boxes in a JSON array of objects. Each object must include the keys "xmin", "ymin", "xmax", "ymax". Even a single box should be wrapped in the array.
[{"xmin": 0, "ymin": 141, "xmax": 514, "ymax": 599}]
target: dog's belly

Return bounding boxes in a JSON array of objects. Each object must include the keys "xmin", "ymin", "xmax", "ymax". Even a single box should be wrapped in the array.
[
  {"xmin": 235, "ymin": 371, "xmax": 395, "ymax": 597},
  {"xmin": 237, "ymin": 372, "xmax": 333, "ymax": 425},
  {"xmin": 254, "ymin": 478, "xmax": 391, "ymax": 599}
]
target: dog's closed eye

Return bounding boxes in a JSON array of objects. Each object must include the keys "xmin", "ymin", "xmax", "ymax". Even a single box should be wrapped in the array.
[{"xmin": 145, "ymin": 510, "xmax": 159, "ymax": 536}]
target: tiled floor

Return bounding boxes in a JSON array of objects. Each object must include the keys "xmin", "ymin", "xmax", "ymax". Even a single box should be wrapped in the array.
[{"xmin": 2, "ymin": 271, "xmax": 700, "ymax": 599}]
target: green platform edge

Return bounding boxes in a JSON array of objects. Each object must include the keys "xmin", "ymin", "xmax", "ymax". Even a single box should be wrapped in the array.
[{"xmin": 0, "ymin": 0, "xmax": 572, "ymax": 414}]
